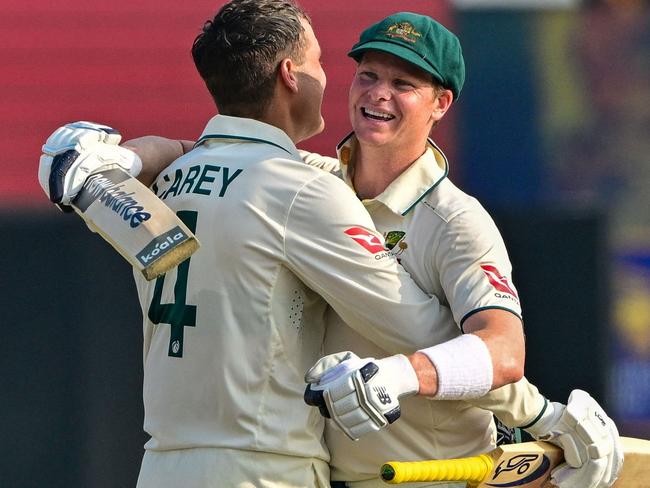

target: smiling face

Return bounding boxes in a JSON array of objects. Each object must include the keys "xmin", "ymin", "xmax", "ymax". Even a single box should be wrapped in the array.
[{"xmin": 349, "ymin": 51, "xmax": 452, "ymax": 156}]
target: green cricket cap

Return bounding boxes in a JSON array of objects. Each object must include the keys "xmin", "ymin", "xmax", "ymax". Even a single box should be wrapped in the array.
[{"xmin": 348, "ymin": 12, "xmax": 465, "ymax": 99}]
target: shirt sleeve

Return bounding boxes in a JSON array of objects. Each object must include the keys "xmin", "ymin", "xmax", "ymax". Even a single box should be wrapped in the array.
[
  {"xmin": 466, "ymin": 377, "xmax": 547, "ymax": 428},
  {"xmin": 434, "ymin": 204, "xmax": 522, "ymax": 328},
  {"xmin": 284, "ymin": 173, "xmax": 459, "ymax": 355}
]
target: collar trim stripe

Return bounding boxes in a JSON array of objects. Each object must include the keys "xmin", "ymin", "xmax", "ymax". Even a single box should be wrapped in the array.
[
  {"xmin": 401, "ymin": 138, "xmax": 449, "ymax": 216},
  {"xmin": 336, "ymin": 131, "xmax": 356, "ymax": 151},
  {"xmin": 194, "ymin": 134, "xmax": 294, "ymax": 155}
]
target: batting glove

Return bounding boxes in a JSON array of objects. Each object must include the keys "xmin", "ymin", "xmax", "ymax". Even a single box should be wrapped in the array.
[
  {"xmin": 525, "ymin": 389, "xmax": 623, "ymax": 488},
  {"xmin": 304, "ymin": 351, "xmax": 419, "ymax": 440},
  {"xmin": 38, "ymin": 121, "xmax": 142, "ymax": 208}
]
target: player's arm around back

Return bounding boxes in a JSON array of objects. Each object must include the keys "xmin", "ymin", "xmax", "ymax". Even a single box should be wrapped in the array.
[
  {"xmin": 283, "ymin": 172, "xmax": 457, "ymax": 353},
  {"xmin": 303, "ymin": 200, "xmax": 526, "ymax": 439},
  {"xmin": 122, "ymin": 136, "xmax": 195, "ymax": 187}
]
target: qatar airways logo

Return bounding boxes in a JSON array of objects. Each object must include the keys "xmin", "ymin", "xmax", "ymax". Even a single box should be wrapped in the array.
[
  {"xmin": 344, "ymin": 227, "xmax": 386, "ymax": 254},
  {"xmin": 481, "ymin": 264, "xmax": 518, "ymax": 299}
]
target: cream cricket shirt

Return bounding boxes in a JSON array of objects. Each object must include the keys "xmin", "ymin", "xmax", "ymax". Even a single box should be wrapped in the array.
[
  {"xmin": 323, "ymin": 135, "xmax": 544, "ymax": 487},
  {"xmin": 131, "ymin": 116, "xmax": 455, "ymax": 486}
]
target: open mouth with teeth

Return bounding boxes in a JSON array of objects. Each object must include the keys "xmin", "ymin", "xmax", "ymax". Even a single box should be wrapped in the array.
[{"xmin": 362, "ymin": 107, "xmax": 395, "ymax": 121}]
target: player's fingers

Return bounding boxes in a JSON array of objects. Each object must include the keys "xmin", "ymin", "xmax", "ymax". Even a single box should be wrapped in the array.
[
  {"xmin": 38, "ymin": 154, "xmax": 54, "ymax": 197},
  {"xmin": 601, "ymin": 425, "xmax": 624, "ymax": 486},
  {"xmin": 550, "ymin": 458, "xmax": 607, "ymax": 488},
  {"xmin": 304, "ymin": 384, "xmax": 324, "ymax": 406},
  {"xmin": 556, "ymin": 432, "xmax": 584, "ymax": 467},
  {"xmin": 304, "ymin": 351, "xmax": 357, "ymax": 383},
  {"xmin": 43, "ymin": 122, "xmax": 121, "ymax": 155},
  {"xmin": 348, "ymin": 419, "xmax": 381, "ymax": 439},
  {"xmin": 49, "ymin": 150, "xmax": 81, "ymax": 204}
]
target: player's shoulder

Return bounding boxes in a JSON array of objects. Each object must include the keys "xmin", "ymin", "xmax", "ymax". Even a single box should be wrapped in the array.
[{"xmin": 419, "ymin": 178, "xmax": 489, "ymax": 225}]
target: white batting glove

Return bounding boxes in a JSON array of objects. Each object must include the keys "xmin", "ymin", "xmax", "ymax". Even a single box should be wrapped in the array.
[
  {"xmin": 525, "ymin": 389, "xmax": 623, "ymax": 488},
  {"xmin": 304, "ymin": 351, "xmax": 419, "ymax": 440},
  {"xmin": 38, "ymin": 121, "xmax": 142, "ymax": 207}
]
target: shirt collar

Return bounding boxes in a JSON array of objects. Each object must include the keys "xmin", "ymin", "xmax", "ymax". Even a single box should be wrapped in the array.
[
  {"xmin": 194, "ymin": 114, "xmax": 302, "ymax": 161},
  {"xmin": 336, "ymin": 133, "xmax": 449, "ymax": 216}
]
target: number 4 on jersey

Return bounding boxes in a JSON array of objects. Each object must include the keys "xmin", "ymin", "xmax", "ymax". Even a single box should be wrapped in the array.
[{"xmin": 147, "ymin": 210, "xmax": 198, "ymax": 358}]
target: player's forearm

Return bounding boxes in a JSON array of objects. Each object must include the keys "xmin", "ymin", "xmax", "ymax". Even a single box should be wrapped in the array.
[
  {"xmin": 122, "ymin": 136, "xmax": 195, "ymax": 187},
  {"xmin": 408, "ymin": 352, "xmax": 439, "ymax": 395},
  {"xmin": 466, "ymin": 377, "xmax": 546, "ymax": 428},
  {"xmin": 409, "ymin": 309, "xmax": 525, "ymax": 397},
  {"xmin": 462, "ymin": 309, "xmax": 525, "ymax": 388}
]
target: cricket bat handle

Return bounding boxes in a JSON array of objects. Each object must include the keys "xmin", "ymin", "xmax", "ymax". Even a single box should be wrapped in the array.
[{"xmin": 381, "ymin": 454, "xmax": 493, "ymax": 484}]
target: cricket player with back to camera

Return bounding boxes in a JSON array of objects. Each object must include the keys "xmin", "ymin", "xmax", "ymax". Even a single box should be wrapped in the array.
[{"xmin": 38, "ymin": 2, "xmax": 622, "ymax": 488}]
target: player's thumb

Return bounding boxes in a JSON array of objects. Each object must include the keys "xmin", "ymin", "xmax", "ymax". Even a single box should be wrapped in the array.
[{"xmin": 304, "ymin": 351, "xmax": 359, "ymax": 384}]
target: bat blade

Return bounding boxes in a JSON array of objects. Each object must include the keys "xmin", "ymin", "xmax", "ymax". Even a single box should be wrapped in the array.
[
  {"xmin": 71, "ymin": 167, "xmax": 200, "ymax": 280},
  {"xmin": 381, "ymin": 437, "xmax": 650, "ymax": 487}
]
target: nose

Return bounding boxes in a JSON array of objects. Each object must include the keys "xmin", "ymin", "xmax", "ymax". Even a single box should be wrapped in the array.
[{"xmin": 367, "ymin": 81, "xmax": 391, "ymax": 102}]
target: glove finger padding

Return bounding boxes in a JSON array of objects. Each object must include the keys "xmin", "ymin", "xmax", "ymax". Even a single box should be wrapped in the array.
[
  {"xmin": 526, "ymin": 390, "xmax": 623, "ymax": 488},
  {"xmin": 551, "ymin": 458, "xmax": 609, "ymax": 488},
  {"xmin": 38, "ymin": 121, "xmax": 142, "ymax": 205},
  {"xmin": 41, "ymin": 121, "xmax": 122, "ymax": 156},
  {"xmin": 304, "ymin": 351, "xmax": 362, "ymax": 384},
  {"xmin": 304, "ymin": 351, "xmax": 369, "ymax": 428},
  {"xmin": 304, "ymin": 353, "xmax": 418, "ymax": 441},
  {"xmin": 323, "ymin": 363, "xmax": 388, "ymax": 440}
]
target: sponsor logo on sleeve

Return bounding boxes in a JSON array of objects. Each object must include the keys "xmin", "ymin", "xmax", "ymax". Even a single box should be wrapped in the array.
[
  {"xmin": 480, "ymin": 264, "xmax": 519, "ymax": 300},
  {"xmin": 344, "ymin": 227, "xmax": 386, "ymax": 254}
]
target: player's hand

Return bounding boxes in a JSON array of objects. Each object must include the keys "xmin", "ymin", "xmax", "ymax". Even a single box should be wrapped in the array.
[
  {"xmin": 38, "ymin": 121, "xmax": 142, "ymax": 207},
  {"xmin": 298, "ymin": 149, "xmax": 340, "ymax": 173},
  {"xmin": 525, "ymin": 389, "xmax": 623, "ymax": 488},
  {"xmin": 304, "ymin": 351, "xmax": 419, "ymax": 440}
]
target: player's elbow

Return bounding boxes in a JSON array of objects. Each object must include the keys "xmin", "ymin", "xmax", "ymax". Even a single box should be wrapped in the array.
[
  {"xmin": 463, "ymin": 308, "xmax": 526, "ymax": 389},
  {"xmin": 493, "ymin": 349, "xmax": 525, "ymax": 388}
]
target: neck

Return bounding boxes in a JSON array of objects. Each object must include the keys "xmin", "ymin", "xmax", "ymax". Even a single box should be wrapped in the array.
[
  {"xmin": 261, "ymin": 98, "xmax": 301, "ymax": 143},
  {"xmin": 353, "ymin": 141, "xmax": 428, "ymax": 199}
]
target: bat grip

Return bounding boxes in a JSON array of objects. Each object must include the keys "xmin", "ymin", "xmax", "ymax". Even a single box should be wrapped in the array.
[{"xmin": 380, "ymin": 454, "xmax": 494, "ymax": 484}]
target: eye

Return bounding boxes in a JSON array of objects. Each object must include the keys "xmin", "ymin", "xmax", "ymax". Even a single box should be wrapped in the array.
[
  {"xmin": 358, "ymin": 71, "xmax": 377, "ymax": 81},
  {"xmin": 394, "ymin": 79, "xmax": 415, "ymax": 89}
]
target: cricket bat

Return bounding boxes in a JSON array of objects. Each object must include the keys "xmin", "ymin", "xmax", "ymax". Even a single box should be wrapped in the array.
[
  {"xmin": 380, "ymin": 436, "xmax": 650, "ymax": 487},
  {"xmin": 70, "ymin": 166, "xmax": 200, "ymax": 280}
]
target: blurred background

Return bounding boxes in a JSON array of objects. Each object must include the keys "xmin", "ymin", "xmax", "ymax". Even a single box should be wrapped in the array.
[{"xmin": 2, "ymin": 0, "xmax": 649, "ymax": 486}]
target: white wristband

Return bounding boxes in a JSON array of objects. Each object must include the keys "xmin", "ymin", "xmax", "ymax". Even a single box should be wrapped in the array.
[{"xmin": 418, "ymin": 334, "xmax": 493, "ymax": 400}]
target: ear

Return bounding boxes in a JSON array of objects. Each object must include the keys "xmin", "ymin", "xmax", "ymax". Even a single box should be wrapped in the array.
[
  {"xmin": 278, "ymin": 58, "xmax": 299, "ymax": 93},
  {"xmin": 432, "ymin": 89, "xmax": 454, "ymax": 119}
]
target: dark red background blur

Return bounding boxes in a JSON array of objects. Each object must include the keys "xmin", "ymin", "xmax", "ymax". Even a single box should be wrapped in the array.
[{"xmin": 1, "ymin": 0, "xmax": 453, "ymax": 206}]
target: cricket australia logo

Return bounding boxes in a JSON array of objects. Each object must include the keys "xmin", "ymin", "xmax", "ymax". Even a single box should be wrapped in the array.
[
  {"xmin": 384, "ymin": 22, "xmax": 422, "ymax": 44},
  {"xmin": 384, "ymin": 231, "xmax": 408, "ymax": 257},
  {"xmin": 373, "ymin": 386, "xmax": 392, "ymax": 405}
]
